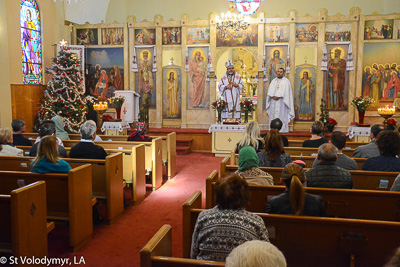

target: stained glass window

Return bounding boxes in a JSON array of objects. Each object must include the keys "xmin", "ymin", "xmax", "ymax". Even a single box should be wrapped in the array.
[{"xmin": 20, "ymin": 0, "xmax": 42, "ymax": 84}]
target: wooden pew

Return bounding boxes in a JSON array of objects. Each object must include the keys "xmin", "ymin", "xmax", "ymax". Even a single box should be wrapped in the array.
[
  {"xmin": 0, "ymin": 181, "xmax": 53, "ymax": 259},
  {"xmin": 61, "ymin": 138, "xmax": 163, "ymax": 190},
  {"xmin": 288, "ymin": 139, "xmax": 367, "ymax": 149},
  {"xmin": 183, "ymin": 191, "xmax": 400, "ymax": 267},
  {"xmin": 0, "ymin": 165, "xmax": 93, "ymax": 251},
  {"xmin": 25, "ymin": 132, "xmax": 177, "ymax": 179},
  {"xmin": 205, "ymin": 172, "xmax": 400, "ymax": 221},
  {"xmin": 17, "ymin": 145, "xmax": 148, "ymax": 199},
  {"xmin": 221, "ymin": 156, "xmax": 399, "ymax": 191},
  {"xmin": 0, "ymin": 154, "xmax": 126, "ymax": 223},
  {"xmin": 230, "ymin": 150, "xmax": 367, "ymax": 169},
  {"xmin": 140, "ymin": 224, "xmax": 224, "ymax": 267}
]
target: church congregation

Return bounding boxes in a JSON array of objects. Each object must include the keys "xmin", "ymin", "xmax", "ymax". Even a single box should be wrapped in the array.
[{"xmin": 2, "ymin": 0, "xmax": 400, "ymax": 266}]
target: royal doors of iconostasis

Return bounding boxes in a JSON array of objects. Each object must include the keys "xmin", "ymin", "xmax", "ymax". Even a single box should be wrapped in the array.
[{"xmin": 216, "ymin": 48, "xmax": 259, "ymax": 122}]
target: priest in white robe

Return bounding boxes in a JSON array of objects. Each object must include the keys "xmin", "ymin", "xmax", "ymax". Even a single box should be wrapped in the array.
[
  {"xmin": 218, "ymin": 60, "xmax": 244, "ymax": 119},
  {"xmin": 266, "ymin": 67, "xmax": 295, "ymax": 133}
]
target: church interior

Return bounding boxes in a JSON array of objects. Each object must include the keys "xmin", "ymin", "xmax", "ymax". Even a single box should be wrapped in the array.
[{"xmin": 1, "ymin": 0, "xmax": 400, "ymax": 266}]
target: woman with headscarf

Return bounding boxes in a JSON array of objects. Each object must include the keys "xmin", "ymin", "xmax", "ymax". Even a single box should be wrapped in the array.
[
  {"xmin": 235, "ymin": 146, "xmax": 273, "ymax": 186},
  {"xmin": 51, "ymin": 115, "xmax": 70, "ymax": 140}
]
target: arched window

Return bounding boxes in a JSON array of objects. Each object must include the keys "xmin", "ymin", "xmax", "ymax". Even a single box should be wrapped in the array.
[{"xmin": 20, "ymin": 0, "xmax": 42, "ymax": 84}]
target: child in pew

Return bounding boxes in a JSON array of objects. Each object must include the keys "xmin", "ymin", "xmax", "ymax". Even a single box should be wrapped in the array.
[
  {"xmin": 127, "ymin": 122, "xmax": 152, "ymax": 142},
  {"xmin": 0, "ymin": 128, "xmax": 23, "ymax": 157},
  {"xmin": 31, "ymin": 136, "xmax": 71, "ymax": 174},
  {"xmin": 267, "ymin": 163, "xmax": 325, "ymax": 216}
]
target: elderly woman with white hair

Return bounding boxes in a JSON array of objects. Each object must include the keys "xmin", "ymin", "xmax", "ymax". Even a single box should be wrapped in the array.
[
  {"xmin": 226, "ymin": 240, "xmax": 286, "ymax": 267},
  {"xmin": 69, "ymin": 121, "xmax": 107, "ymax": 159}
]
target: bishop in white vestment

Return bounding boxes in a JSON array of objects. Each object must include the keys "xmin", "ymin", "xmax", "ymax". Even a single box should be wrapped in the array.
[
  {"xmin": 218, "ymin": 60, "xmax": 245, "ymax": 119},
  {"xmin": 265, "ymin": 68, "xmax": 295, "ymax": 133}
]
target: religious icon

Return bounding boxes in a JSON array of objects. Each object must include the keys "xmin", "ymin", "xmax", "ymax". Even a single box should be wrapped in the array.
[
  {"xmin": 323, "ymin": 45, "xmax": 349, "ymax": 111},
  {"xmin": 101, "ymin": 28, "xmax": 124, "ymax": 45},
  {"xmin": 134, "ymin": 28, "xmax": 156, "ymax": 45},
  {"xmin": 76, "ymin": 28, "xmax": 98, "ymax": 45},
  {"xmin": 325, "ymin": 24, "xmax": 351, "ymax": 42},
  {"xmin": 295, "ymin": 67, "xmax": 316, "ymax": 121},
  {"xmin": 135, "ymin": 47, "xmax": 156, "ymax": 109},
  {"xmin": 216, "ymin": 25, "xmax": 258, "ymax": 47},
  {"xmin": 364, "ymin": 20, "xmax": 394, "ymax": 40},
  {"xmin": 187, "ymin": 46, "xmax": 209, "ymax": 109},
  {"xmin": 296, "ymin": 24, "xmax": 318, "ymax": 42},
  {"xmin": 162, "ymin": 27, "xmax": 182, "ymax": 45},
  {"xmin": 163, "ymin": 67, "xmax": 181, "ymax": 119},
  {"xmin": 362, "ymin": 42, "xmax": 400, "ymax": 108},
  {"xmin": 265, "ymin": 25, "xmax": 289, "ymax": 42},
  {"xmin": 187, "ymin": 27, "xmax": 210, "ymax": 44}
]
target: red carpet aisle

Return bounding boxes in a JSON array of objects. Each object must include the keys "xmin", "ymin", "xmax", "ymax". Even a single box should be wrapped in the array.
[{"xmin": 49, "ymin": 153, "xmax": 221, "ymax": 266}]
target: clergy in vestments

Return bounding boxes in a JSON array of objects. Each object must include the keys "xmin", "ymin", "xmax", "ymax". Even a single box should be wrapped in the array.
[
  {"xmin": 265, "ymin": 68, "xmax": 295, "ymax": 133},
  {"xmin": 218, "ymin": 60, "xmax": 244, "ymax": 119}
]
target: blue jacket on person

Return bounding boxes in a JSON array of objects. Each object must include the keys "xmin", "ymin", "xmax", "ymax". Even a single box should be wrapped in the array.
[{"xmin": 30, "ymin": 158, "xmax": 72, "ymax": 174}]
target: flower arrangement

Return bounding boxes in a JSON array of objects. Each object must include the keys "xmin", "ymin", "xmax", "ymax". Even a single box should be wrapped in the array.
[
  {"xmin": 240, "ymin": 99, "xmax": 255, "ymax": 112},
  {"xmin": 108, "ymin": 95, "xmax": 126, "ymax": 109},
  {"xmin": 212, "ymin": 98, "xmax": 227, "ymax": 112},
  {"xmin": 328, "ymin": 118, "xmax": 337, "ymax": 126},
  {"xmin": 102, "ymin": 114, "xmax": 114, "ymax": 122},
  {"xmin": 387, "ymin": 118, "xmax": 397, "ymax": 126},
  {"xmin": 351, "ymin": 96, "xmax": 374, "ymax": 112}
]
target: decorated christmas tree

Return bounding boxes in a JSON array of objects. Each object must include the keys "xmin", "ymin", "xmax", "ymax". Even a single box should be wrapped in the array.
[
  {"xmin": 318, "ymin": 98, "xmax": 330, "ymax": 126},
  {"xmin": 36, "ymin": 45, "xmax": 92, "ymax": 133}
]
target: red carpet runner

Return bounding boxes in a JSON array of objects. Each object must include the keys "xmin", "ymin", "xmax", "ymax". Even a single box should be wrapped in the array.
[{"xmin": 49, "ymin": 153, "xmax": 222, "ymax": 266}]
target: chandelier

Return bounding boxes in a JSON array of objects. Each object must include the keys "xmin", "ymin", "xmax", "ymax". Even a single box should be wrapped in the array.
[
  {"xmin": 215, "ymin": 3, "xmax": 250, "ymax": 32},
  {"xmin": 53, "ymin": 0, "xmax": 83, "ymax": 4}
]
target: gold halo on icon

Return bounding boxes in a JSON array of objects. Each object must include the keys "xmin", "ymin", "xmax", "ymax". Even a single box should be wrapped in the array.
[
  {"xmin": 270, "ymin": 47, "xmax": 284, "ymax": 59},
  {"xmin": 166, "ymin": 69, "xmax": 177, "ymax": 79},
  {"xmin": 364, "ymin": 66, "xmax": 371, "ymax": 72},
  {"xmin": 191, "ymin": 48, "xmax": 206, "ymax": 60},
  {"xmin": 330, "ymin": 47, "xmax": 345, "ymax": 59},
  {"xmin": 299, "ymin": 69, "xmax": 312, "ymax": 79},
  {"xmin": 140, "ymin": 50, "xmax": 152, "ymax": 60}
]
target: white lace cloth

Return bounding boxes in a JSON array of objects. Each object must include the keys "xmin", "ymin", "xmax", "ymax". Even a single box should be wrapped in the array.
[
  {"xmin": 101, "ymin": 121, "xmax": 131, "ymax": 132},
  {"xmin": 208, "ymin": 124, "xmax": 246, "ymax": 133},
  {"xmin": 347, "ymin": 126, "xmax": 370, "ymax": 139}
]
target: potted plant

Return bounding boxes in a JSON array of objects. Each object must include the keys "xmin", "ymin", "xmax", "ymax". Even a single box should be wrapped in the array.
[
  {"xmin": 351, "ymin": 96, "xmax": 374, "ymax": 125},
  {"xmin": 326, "ymin": 118, "xmax": 338, "ymax": 133},
  {"xmin": 212, "ymin": 98, "xmax": 227, "ymax": 124},
  {"xmin": 108, "ymin": 95, "xmax": 126, "ymax": 120},
  {"xmin": 240, "ymin": 99, "xmax": 255, "ymax": 124},
  {"xmin": 386, "ymin": 118, "xmax": 397, "ymax": 131}
]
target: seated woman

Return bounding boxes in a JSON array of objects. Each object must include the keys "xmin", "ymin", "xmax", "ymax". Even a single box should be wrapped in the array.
[
  {"xmin": 258, "ymin": 129, "xmax": 291, "ymax": 167},
  {"xmin": 302, "ymin": 121, "xmax": 329, "ymax": 148},
  {"xmin": 362, "ymin": 130, "xmax": 400, "ymax": 172},
  {"xmin": 30, "ymin": 136, "xmax": 72, "ymax": 174},
  {"xmin": 235, "ymin": 146, "xmax": 273, "ymax": 186},
  {"xmin": 267, "ymin": 163, "xmax": 325, "ymax": 216},
  {"xmin": 191, "ymin": 174, "xmax": 269, "ymax": 262},
  {"xmin": 51, "ymin": 115, "xmax": 70, "ymax": 141},
  {"xmin": 235, "ymin": 121, "xmax": 265, "ymax": 153},
  {"xmin": 0, "ymin": 128, "xmax": 23, "ymax": 157},
  {"xmin": 127, "ymin": 122, "xmax": 152, "ymax": 142}
]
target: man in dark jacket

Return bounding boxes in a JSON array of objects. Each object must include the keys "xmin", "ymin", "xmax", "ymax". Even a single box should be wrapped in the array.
[
  {"xmin": 11, "ymin": 119, "xmax": 32, "ymax": 146},
  {"xmin": 69, "ymin": 121, "xmax": 107, "ymax": 159},
  {"xmin": 29, "ymin": 121, "xmax": 67, "ymax": 157},
  {"xmin": 306, "ymin": 143, "xmax": 353, "ymax": 189}
]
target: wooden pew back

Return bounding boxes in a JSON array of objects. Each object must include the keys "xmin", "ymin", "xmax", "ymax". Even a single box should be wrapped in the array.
[
  {"xmin": 0, "ymin": 165, "xmax": 92, "ymax": 251},
  {"xmin": 206, "ymin": 178, "xmax": 400, "ymax": 221},
  {"xmin": 0, "ymin": 154, "xmax": 125, "ymax": 223},
  {"xmin": 221, "ymin": 156, "xmax": 399, "ymax": 191},
  {"xmin": 0, "ymin": 181, "xmax": 48, "ymax": 258},
  {"xmin": 183, "ymin": 191, "xmax": 400, "ymax": 267}
]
